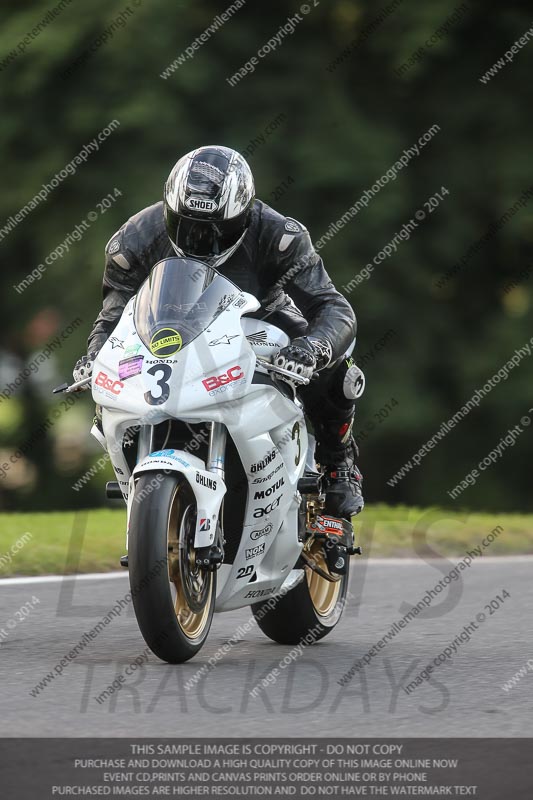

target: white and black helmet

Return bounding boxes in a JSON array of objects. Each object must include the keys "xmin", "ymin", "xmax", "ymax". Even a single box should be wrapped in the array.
[{"xmin": 164, "ymin": 145, "xmax": 255, "ymax": 267}]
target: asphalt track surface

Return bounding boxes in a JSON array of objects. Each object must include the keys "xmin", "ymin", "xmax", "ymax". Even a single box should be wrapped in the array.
[{"xmin": 0, "ymin": 557, "xmax": 532, "ymax": 737}]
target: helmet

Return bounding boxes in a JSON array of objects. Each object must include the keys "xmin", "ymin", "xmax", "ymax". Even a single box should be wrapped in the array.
[{"xmin": 164, "ymin": 145, "xmax": 255, "ymax": 267}]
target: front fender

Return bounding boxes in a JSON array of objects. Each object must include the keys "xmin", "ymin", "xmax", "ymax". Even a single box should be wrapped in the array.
[{"xmin": 132, "ymin": 449, "xmax": 226, "ymax": 548}]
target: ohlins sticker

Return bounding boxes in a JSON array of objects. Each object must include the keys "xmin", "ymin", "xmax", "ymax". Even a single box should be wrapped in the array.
[
  {"xmin": 253, "ymin": 496, "xmax": 282, "ymax": 518},
  {"xmin": 245, "ymin": 543, "xmax": 265, "ymax": 560},
  {"xmin": 95, "ymin": 371, "xmax": 124, "ymax": 395},
  {"xmin": 250, "ymin": 449, "xmax": 277, "ymax": 473},
  {"xmin": 202, "ymin": 365, "xmax": 244, "ymax": 393},
  {"xmin": 253, "ymin": 477, "xmax": 284, "ymax": 500},
  {"xmin": 196, "ymin": 472, "xmax": 217, "ymax": 490},
  {"xmin": 150, "ymin": 328, "xmax": 182, "ymax": 357},
  {"xmin": 250, "ymin": 523, "xmax": 273, "ymax": 541}
]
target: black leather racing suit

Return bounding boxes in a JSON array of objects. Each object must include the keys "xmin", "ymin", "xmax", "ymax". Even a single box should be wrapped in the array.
[{"xmin": 88, "ymin": 199, "xmax": 359, "ymax": 463}]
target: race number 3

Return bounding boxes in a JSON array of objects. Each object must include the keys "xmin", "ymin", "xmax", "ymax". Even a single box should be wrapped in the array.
[{"xmin": 144, "ymin": 364, "xmax": 171, "ymax": 405}]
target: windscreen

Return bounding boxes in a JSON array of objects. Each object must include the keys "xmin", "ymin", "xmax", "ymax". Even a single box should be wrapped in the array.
[{"xmin": 134, "ymin": 257, "xmax": 239, "ymax": 357}]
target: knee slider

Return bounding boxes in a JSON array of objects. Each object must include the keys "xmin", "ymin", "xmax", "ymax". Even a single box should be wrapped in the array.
[{"xmin": 343, "ymin": 363, "xmax": 366, "ymax": 400}]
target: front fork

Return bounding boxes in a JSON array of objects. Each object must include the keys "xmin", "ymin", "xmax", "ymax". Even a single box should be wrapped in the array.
[
  {"xmin": 135, "ymin": 421, "xmax": 226, "ymax": 475},
  {"xmin": 207, "ymin": 421, "xmax": 227, "ymax": 481},
  {"xmin": 127, "ymin": 423, "xmax": 226, "ymax": 549},
  {"xmin": 195, "ymin": 422, "xmax": 227, "ymax": 571}
]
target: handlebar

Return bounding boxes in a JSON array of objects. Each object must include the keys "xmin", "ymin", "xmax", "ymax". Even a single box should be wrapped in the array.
[
  {"xmin": 255, "ymin": 357, "xmax": 311, "ymax": 386},
  {"xmin": 52, "ymin": 376, "xmax": 91, "ymax": 394}
]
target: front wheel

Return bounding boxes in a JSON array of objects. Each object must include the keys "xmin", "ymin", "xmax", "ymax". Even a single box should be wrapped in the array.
[
  {"xmin": 251, "ymin": 537, "xmax": 350, "ymax": 645},
  {"xmin": 128, "ymin": 471, "xmax": 216, "ymax": 663}
]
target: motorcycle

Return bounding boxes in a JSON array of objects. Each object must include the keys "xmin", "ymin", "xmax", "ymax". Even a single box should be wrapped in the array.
[{"xmin": 57, "ymin": 256, "xmax": 361, "ymax": 663}]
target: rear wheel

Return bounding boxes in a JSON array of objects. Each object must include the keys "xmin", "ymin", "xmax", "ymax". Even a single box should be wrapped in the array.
[
  {"xmin": 128, "ymin": 472, "xmax": 216, "ymax": 663},
  {"xmin": 251, "ymin": 536, "xmax": 350, "ymax": 645}
]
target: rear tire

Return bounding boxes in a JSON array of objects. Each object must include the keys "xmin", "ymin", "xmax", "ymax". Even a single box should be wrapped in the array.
[
  {"xmin": 252, "ymin": 538, "xmax": 350, "ymax": 645},
  {"xmin": 128, "ymin": 471, "xmax": 216, "ymax": 663}
]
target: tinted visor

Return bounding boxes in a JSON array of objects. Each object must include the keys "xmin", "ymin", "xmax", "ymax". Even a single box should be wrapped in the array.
[{"xmin": 166, "ymin": 207, "xmax": 249, "ymax": 259}]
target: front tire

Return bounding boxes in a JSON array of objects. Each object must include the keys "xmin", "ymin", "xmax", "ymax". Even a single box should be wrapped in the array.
[
  {"xmin": 252, "ymin": 538, "xmax": 350, "ymax": 645},
  {"xmin": 128, "ymin": 471, "xmax": 216, "ymax": 663}
]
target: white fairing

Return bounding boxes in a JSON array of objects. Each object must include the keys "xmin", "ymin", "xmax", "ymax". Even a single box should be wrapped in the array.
[{"xmin": 92, "ymin": 276, "xmax": 307, "ymax": 613}]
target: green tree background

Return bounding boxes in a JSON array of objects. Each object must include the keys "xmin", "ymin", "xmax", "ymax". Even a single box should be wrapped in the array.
[{"xmin": 0, "ymin": 0, "xmax": 531, "ymax": 512}]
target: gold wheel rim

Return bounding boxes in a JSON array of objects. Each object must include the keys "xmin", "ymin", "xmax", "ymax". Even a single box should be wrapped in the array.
[
  {"xmin": 305, "ymin": 542, "xmax": 342, "ymax": 618},
  {"xmin": 167, "ymin": 487, "xmax": 213, "ymax": 640}
]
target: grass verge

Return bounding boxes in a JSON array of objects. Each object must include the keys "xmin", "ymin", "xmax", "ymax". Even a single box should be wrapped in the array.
[{"xmin": 0, "ymin": 504, "xmax": 531, "ymax": 577}]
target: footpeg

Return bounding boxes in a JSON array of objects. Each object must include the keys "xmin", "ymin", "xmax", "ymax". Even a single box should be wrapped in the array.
[
  {"xmin": 106, "ymin": 481, "xmax": 122, "ymax": 499},
  {"xmin": 120, "ymin": 554, "xmax": 129, "ymax": 568},
  {"xmin": 297, "ymin": 471, "xmax": 325, "ymax": 494}
]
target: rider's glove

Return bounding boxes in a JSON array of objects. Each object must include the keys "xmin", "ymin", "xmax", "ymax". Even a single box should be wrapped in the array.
[
  {"xmin": 275, "ymin": 337, "xmax": 332, "ymax": 380},
  {"xmin": 72, "ymin": 352, "xmax": 97, "ymax": 389}
]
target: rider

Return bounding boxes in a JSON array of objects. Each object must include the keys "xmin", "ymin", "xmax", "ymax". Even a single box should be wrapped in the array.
[{"xmin": 73, "ymin": 145, "xmax": 364, "ymax": 519}]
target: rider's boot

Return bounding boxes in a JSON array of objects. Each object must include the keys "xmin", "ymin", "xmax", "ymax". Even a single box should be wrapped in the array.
[{"xmin": 315, "ymin": 413, "xmax": 364, "ymax": 520}]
